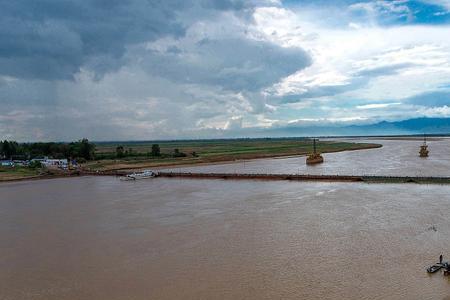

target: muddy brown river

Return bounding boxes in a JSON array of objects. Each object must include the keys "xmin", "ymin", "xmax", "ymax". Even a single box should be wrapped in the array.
[
  {"xmin": 164, "ymin": 138, "xmax": 450, "ymax": 176},
  {"xmin": 1, "ymin": 139, "xmax": 450, "ymax": 299}
]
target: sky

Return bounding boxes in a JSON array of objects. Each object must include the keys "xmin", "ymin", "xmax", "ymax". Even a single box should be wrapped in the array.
[{"xmin": 1, "ymin": 0, "xmax": 450, "ymax": 141}]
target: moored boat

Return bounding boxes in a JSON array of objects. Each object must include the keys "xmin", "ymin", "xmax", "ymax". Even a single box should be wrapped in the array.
[
  {"xmin": 427, "ymin": 264, "xmax": 443, "ymax": 273},
  {"xmin": 120, "ymin": 170, "xmax": 157, "ymax": 180}
]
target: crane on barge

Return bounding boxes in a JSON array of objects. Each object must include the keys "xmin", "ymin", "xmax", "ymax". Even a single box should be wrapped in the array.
[
  {"xmin": 306, "ymin": 138, "xmax": 324, "ymax": 165},
  {"xmin": 419, "ymin": 134, "xmax": 429, "ymax": 157}
]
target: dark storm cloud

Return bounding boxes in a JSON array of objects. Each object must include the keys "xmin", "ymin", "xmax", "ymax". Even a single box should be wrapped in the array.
[
  {"xmin": 140, "ymin": 38, "xmax": 311, "ymax": 92},
  {"xmin": 202, "ymin": 0, "xmax": 245, "ymax": 10},
  {"xmin": 0, "ymin": 0, "xmax": 187, "ymax": 80},
  {"xmin": 354, "ymin": 63, "xmax": 416, "ymax": 77},
  {"xmin": 201, "ymin": 0, "xmax": 279, "ymax": 10}
]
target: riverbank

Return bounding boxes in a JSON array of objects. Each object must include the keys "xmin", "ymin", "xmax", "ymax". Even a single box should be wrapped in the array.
[
  {"xmin": 0, "ymin": 167, "xmax": 83, "ymax": 182},
  {"xmin": 0, "ymin": 166, "xmax": 41, "ymax": 182},
  {"xmin": 0, "ymin": 140, "xmax": 381, "ymax": 182},
  {"xmin": 85, "ymin": 140, "xmax": 382, "ymax": 172}
]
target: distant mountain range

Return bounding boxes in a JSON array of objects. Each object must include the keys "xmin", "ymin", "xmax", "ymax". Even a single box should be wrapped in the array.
[
  {"xmin": 346, "ymin": 117, "xmax": 450, "ymax": 136},
  {"xmin": 257, "ymin": 117, "xmax": 450, "ymax": 137}
]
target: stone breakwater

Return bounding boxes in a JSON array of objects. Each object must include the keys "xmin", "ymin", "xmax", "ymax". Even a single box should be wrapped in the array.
[
  {"xmin": 156, "ymin": 171, "xmax": 450, "ymax": 184},
  {"xmin": 44, "ymin": 170, "xmax": 450, "ymax": 184}
]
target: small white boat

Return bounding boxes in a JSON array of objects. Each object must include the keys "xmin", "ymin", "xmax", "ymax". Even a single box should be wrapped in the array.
[{"xmin": 120, "ymin": 170, "xmax": 157, "ymax": 181}]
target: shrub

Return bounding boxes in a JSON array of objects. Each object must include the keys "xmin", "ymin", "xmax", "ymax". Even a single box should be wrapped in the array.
[{"xmin": 28, "ymin": 161, "xmax": 42, "ymax": 169}]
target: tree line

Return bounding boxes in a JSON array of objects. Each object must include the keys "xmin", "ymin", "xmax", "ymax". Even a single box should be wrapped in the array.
[
  {"xmin": 1, "ymin": 139, "xmax": 196, "ymax": 162},
  {"xmin": 111, "ymin": 144, "xmax": 190, "ymax": 159},
  {"xmin": 114, "ymin": 144, "xmax": 164, "ymax": 158},
  {"xmin": 0, "ymin": 139, "xmax": 96, "ymax": 161}
]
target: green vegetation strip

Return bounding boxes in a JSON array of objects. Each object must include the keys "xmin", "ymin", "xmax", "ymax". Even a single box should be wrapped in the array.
[
  {"xmin": 0, "ymin": 166, "xmax": 40, "ymax": 181},
  {"xmin": 89, "ymin": 139, "xmax": 381, "ymax": 171},
  {"xmin": 0, "ymin": 137, "xmax": 382, "ymax": 174}
]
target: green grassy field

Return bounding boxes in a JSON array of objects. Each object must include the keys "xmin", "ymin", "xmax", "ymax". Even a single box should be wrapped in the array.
[
  {"xmin": 96, "ymin": 139, "xmax": 378, "ymax": 156},
  {"xmin": 87, "ymin": 138, "xmax": 381, "ymax": 171}
]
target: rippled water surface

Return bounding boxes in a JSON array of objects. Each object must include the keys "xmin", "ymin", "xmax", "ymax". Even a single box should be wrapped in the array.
[
  {"xmin": 164, "ymin": 138, "xmax": 450, "ymax": 176},
  {"xmin": 1, "ymin": 139, "xmax": 450, "ymax": 300}
]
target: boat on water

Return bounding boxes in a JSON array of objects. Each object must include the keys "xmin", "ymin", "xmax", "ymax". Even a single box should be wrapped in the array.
[
  {"xmin": 419, "ymin": 134, "xmax": 429, "ymax": 157},
  {"xmin": 306, "ymin": 138, "xmax": 324, "ymax": 165},
  {"xmin": 426, "ymin": 255, "xmax": 450, "ymax": 276},
  {"xmin": 427, "ymin": 264, "xmax": 443, "ymax": 273},
  {"xmin": 120, "ymin": 170, "xmax": 157, "ymax": 181}
]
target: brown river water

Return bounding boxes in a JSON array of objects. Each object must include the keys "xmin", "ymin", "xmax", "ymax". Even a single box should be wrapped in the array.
[
  {"xmin": 164, "ymin": 138, "xmax": 450, "ymax": 176},
  {"xmin": 1, "ymin": 139, "xmax": 450, "ymax": 300}
]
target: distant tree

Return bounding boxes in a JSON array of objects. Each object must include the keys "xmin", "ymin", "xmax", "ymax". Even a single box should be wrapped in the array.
[
  {"xmin": 75, "ymin": 138, "xmax": 96, "ymax": 160},
  {"xmin": 0, "ymin": 140, "xmax": 19, "ymax": 159},
  {"xmin": 151, "ymin": 144, "xmax": 161, "ymax": 156},
  {"xmin": 173, "ymin": 148, "xmax": 187, "ymax": 158},
  {"xmin": 116, "ymin": 146, "xmax": 125, "ymax": 158},
  {"xmin": 191, "ymin": 151, "xmax": 198, "ymax": 157},
  {"xmin": 59, "ymin": 144, "xmax": 71, "ymax": 159},
  {"xmin": 0, "ymin": 139, "xmax": 96, "ymax": 161},
  {"xmin": 0, "ymin": 140, "xmax": 9, "ymax": 158}
]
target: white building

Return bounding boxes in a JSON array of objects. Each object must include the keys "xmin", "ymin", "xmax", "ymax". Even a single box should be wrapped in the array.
[
  {"xmin": 31, "ymin": 157, "xmax": 68, "ymax": 169},
  {"xmin": 0, "ymin": 160, "xmax": 13, "ymax": 167},
  {"xmin": 42, "ymin": 158, "xmax": 69, "ymax": 169}
]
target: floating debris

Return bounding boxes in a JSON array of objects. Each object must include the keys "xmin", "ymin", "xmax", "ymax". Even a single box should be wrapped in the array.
[{"xmin": 428, "ymin": 225, "xmax": 437, "ymax": 232}]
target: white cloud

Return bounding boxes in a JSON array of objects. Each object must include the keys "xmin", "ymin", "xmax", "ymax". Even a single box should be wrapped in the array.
[
  {"xmin": 349, "ymin": 0, "xmax": 412, "ymax": 20},
  {"xmin": 224, "ymin": 116, "xmax": 244, "ymax": 130},
  {"xmin": 356, "ymin": 102, "xmax": 402, "ymax": 109},
  {"xmin": 418, "ymin": 105, "xmax": 450, "ymax": 117},
  {"xmin": 250, "ymin": 6, "xmax": 450, "ymax": 109}
]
